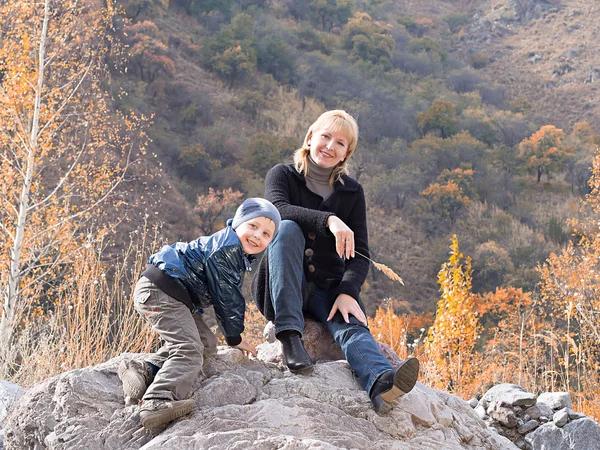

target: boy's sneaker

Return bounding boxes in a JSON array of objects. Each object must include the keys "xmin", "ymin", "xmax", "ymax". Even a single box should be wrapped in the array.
[
  {"xmin": 139, "ymin": 398, "xmax": 196, "ymax": 430},
  {"xmin": 369, "ymin": 357, "xmax": 420, "ymax": 415},
  {"xmin": 118, "ymin": 359, "xmax": 154, "ymax": 403}
]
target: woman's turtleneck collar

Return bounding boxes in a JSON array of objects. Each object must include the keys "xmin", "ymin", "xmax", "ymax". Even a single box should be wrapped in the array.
[
  {"xmin": 307, "ymin": 154, "xmax": 334, "ymax": 184},
  {"xmin": 305, "ymin": 155, "xmax": 335, "ymax": 200}
]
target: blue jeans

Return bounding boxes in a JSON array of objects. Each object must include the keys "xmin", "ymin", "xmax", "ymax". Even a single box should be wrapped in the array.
[{"xmin": 268, "ymin": 220, "xmax": 392, "ymax": 393}]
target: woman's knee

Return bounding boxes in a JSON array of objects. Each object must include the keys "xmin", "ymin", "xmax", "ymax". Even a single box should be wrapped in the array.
[{"xmin": 272, "ymin": 220, "xmax": 305, "ymax": 248}]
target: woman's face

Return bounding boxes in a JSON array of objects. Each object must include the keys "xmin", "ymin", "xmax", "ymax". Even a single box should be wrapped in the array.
[{"xmin": 308, "ymin": 128, "xmax": 349, "ymax": 169}]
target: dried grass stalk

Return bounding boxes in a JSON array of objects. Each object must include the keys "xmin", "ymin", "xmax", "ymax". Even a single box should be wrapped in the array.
[{"xmin": 355, "ymin": 251, "xmax": 404, "ymax": 285}]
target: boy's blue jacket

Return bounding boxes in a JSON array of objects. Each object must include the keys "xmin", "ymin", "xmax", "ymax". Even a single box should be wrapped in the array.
[{"xmin": 147, "ymin": 221, "xmax": 253, "ymax": 344}]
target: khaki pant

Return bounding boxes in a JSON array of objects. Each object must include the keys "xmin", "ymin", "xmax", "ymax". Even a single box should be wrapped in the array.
[{"xmin": 133, "ymin": 276, "xmax": 218, "ymax": 401}]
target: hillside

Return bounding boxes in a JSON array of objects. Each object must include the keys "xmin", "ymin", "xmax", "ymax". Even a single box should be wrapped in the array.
[
  {"xmin": 96, "ymin": 0, "xmax": 600, "ymax": 317},
  {"xmin": 466, "ymin": 0, "xmax": 600, "ymax": 131}
]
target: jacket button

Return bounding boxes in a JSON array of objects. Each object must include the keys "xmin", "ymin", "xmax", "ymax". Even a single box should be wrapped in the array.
[
  {"xmin": 305, "ymin": 248, "xmax": 314, "ymax": 257},
  {"xmin": 308, "ymin": 264, "xmax": 316, "ymax": 273},
  {"xmin": 308, "ymin": 232, "xmax": 316, "ymax": 240}
]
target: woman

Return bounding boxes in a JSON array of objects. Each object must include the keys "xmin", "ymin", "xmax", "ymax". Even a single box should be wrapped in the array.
[{"xmin": 253, "ymin": 110, "xmax": 419, "ymax": 414}]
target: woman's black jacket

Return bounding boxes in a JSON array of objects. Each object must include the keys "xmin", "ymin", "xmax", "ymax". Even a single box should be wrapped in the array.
[{"xmin": 252, "ymin": 163, "xmax": 370, "ymax": 320}]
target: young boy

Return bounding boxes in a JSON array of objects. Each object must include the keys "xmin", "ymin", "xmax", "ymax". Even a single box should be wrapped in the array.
[{"xmin": 118, "ymin": 198, "xmax": 280, "ymax": 430}]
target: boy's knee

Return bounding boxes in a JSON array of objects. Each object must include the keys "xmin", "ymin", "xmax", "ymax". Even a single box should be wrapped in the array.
[{"xmin": 201, "ymin": 334, "xmax": 218, "ymax": 357}]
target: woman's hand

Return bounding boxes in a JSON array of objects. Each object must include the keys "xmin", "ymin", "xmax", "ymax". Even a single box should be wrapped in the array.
[
  {"xmin": 327, "ymin": 215, "xmax": 354, "ymax": 259},
  {"xmin": 235, "ymin": 339, "xmax": 257, "ymax": 357},
  {"xmin": 327, "ymin": 293, "xmax": 367, "ymax": 326}
]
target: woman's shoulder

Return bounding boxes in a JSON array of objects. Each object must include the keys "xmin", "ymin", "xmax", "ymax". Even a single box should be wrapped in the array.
[
  {"xmin": 338, "ymin": 173, "xmax": 361, "ymax": 191},
  {"xmin": 268, "ymin": 163, "xmax": 295, "ymax": 175},
  {"xmin": 267, "ymin": 163, "xmax": 303, "ymax": 182}
]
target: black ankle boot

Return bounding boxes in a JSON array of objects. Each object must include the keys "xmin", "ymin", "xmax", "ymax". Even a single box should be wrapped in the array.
[
  {"xmin": 369, "ymin": 357, "xmax": 420, "ymax": 414},
  {"xmin": 277, "ymin": 330, "xmax": 314, "ymax": 374}
]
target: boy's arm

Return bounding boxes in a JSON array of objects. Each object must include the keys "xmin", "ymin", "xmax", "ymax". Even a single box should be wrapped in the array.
[{"xmin": 204, "ymin": 248, "xmax": 246, "ymax": 346}]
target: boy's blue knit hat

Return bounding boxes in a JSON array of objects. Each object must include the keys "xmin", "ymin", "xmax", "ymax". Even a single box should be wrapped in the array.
[{"xmin": 232, "ymin": 198, "xmax": 281, "ymax": 236}]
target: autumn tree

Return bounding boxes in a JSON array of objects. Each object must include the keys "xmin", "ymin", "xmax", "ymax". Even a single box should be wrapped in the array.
[
  {"xmin": 195, "ymin": 188, "xmax": 243, "ymax": 235},
  {"xmin": 205, "ymin": 13, "xmax": 257, "ymax": 88},
  {"xmin": 178, "ymin": 144, "xmax": 220, "ymax": 181},
  {"xmin": 173, "ymin": 0, "xmax": 232, "ymax": 16},
  {"xmin": 475, "ymin": 288, "xmax": 539, "ymax": 388},
  {"xmin": 564, "ymin": 121, "xmax": 596, "ymax": 195},
  {"xmin": 122, "ymin": 20, "xmax": 175, "ymax": 83},
  {"xmin": 519, "ymin": 125, "xmax": 573, "ymax": 183},
  {"xmin": 364, "ymin": 163, "xmax": 422, "ymax": 210},
  {"xmin": 472, "ymin": 241, "xmax": 514, "ymax": 293},
  {"xmin": 342, "ymin": 12, "xmax": 395, "ymax": 69},
  {"xmin": 533, "ymin": 147, "xmax": 600, "ymax": 416},
  {"xmin": 418, "ymin": 99, "xmax": 458, "ymax": 138},
  {"xmin": 421, "ymin": 169, "xmax": 474, "ymax": 225},
  {"xmin": 310, "ymin": 0, "xmax": 354, "ymax": 31},
  {"xmin": 0, "ymin": 0, "xmax": 147, "ymax": 360},
  {"xmin": 125, "ymin": 0, "xmax": 169, "ymax": 20},
  {"xmin": 243, "ymin": 132, "xmax": 296, "ymax": 177},
  {"xmin": 425, "ymin": 235, "xmax": 480, "ymax": 394}
]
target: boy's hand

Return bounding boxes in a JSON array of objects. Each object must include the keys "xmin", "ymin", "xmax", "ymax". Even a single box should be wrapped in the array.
[{"xmin": 235, "ymin": 339, "xmax": 257, "ymax": 357}]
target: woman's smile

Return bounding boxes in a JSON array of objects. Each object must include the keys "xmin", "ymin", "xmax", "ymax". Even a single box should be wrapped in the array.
[{"xmin": 309, "ymin": 128, "xmax": 349, "ymax": 168}]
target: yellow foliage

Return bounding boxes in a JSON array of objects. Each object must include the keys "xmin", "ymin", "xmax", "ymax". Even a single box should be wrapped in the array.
[{"xmin": 425, "ymin": 235, "xmax": 481, "ymax": 396}]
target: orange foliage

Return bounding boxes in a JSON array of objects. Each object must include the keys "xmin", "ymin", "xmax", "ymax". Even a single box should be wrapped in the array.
[
  {"xmin": 519, "ymin": 125, "xmax": 573, "ymax": 183},
  {"xmin": 369, "ymin": 299, "xmax": 433, "ymax": 361},
  {"xmin": 194, "ymin": 188, "xmax": 243, "ymax": 234},
  {"xmin": 421, "ymin": 179, "xmax": 471, "ymax": 224},
  {"xmin": 417, "ymin": 99, "xmax": 457, "ymax": 138},
  {"xmin": 0, "ymin": 0, "xmax": 148, "ymax": 369}
]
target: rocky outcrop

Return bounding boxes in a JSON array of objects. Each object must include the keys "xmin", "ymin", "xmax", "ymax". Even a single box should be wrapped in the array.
[
  {"xmin": 4, "ymin": 348, "xmax": 517, "ymax": 450},
  {"xmin": 509, "ymin": 0, "xmax": 555, "ymax": 22},
  {"xmin": 470, "ymin": 384, "xmax": 600, "ymax": 450},
  {"xmin": 0, "ymin": 380, "xmax": 24, "ymax": 450}
]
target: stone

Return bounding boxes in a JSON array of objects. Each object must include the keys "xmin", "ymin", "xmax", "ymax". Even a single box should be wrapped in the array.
[
  {"xmin": 488, "ymin": 403, "xmax": 518, "ymax": 428},
  {"xmin": 475, "ymin": 404, "xmax": 487, "ymax": 419},
  {"xmin": 566, "ymin": 407, "xmax": 586, "ymax": 420},
  {"xmin": 0, "ymin": 380, "xmax": 24, "ymax": 423},
  {"xmin": 482, "ymin": 384, "xmax": 537, "ymax": 408},
  {"xmin": 258, "ymin": 319, "xmax": 401, "ymax": 367},
  {"xmin": 517, "ymin": 419, "xmax": 539, "ymax": 434},
  {"xmin": 468, "ymin": 398, "xmax": 478, "ymax": 408},
  {"xmin": 553, "ymin": 408, "xmax": 569, "ymax": 428},
  {"xmin": 523, "ymin": 403, "xmax": 554, "ymax": 421},
  {"xmin": 526, "ymin": 417, "xmax": 600, "ymax": 450},
  {"xmin": 537, "ymin": 392, "xmax": 572, "ymax": 411},
  {"xmin": 4, "ymin": 350, "xmax": 519, "ymax": 450}
]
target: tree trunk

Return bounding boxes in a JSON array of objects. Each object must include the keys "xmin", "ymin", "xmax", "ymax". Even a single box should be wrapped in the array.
[{"xmin": 1, "ymin": 0, "xmax": 49, "ymax": 345}]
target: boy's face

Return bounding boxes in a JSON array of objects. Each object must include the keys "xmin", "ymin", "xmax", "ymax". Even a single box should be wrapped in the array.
[
  {"xmin": 308, "ymin": 128, "xmax": 349, "ymax": 169},
  {"xmin": 235, "ymin": 216, "xmax": 276, "ymax": 255}
]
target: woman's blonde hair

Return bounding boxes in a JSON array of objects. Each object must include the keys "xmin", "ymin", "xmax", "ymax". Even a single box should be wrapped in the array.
[{"xmin": 293, "ymin": 110, "xmax": 359, "ymax": 186}]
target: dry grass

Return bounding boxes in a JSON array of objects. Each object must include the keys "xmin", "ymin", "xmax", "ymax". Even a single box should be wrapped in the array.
[{"xmin": 2, "ymin": 223, "xmax": 162, "ymax": 387}]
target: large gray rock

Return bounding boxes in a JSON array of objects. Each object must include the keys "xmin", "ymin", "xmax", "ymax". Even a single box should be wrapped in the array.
[
  {"xmin": 526, "ymin": 417, "xmax": 600, "ymax": 450},
  {"xmin": 537, "ymin": 392, "xmax": 572, "ymax": 411},
  {"xmin": 4, "ymin": 349, "xmax": 518, "ymax": 450},
  {"xmin": 0, "ymin": 380, "xmax": 24, "ymax": 423},
  {"xmin": 482, "ymin": 384, "xmax": 537, "ymax": 408}
]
